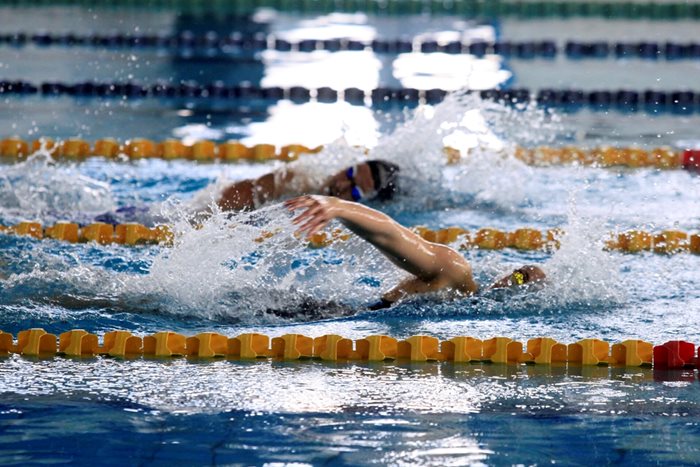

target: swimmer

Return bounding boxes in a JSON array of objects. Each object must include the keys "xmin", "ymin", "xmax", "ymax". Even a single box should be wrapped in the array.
[
  {"xmin": 94, "ymin": 159, "xmax": 399, "ymax": 225},
  {"xmin": 217, "ymin": 159, "xmax": 400, "ymax": 211},
  {"xmin": 285, "ymin": 195, "xmax": 546, "ymax": 309}
]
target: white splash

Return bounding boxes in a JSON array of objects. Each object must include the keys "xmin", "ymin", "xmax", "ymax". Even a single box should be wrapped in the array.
[
  {"xmin": 448, "ymin": 148, "xmax": 533, "ymax": 207},
  {"xmin": 131, "ymin": 204, "xmax": 403, "ymax": 320},
  {"xmin": 540, "ymin": 196, "xmax": 625, "ymax": 307},
  {"xmin": 371, "ymin": 91, "xmax": 561, "ymax": 209},
  {"xmin": 1, "ymin": 204, "xmax": 403, "ymax": 322},
  {"xmin": 472, "ymin": 187, "xmax": 626, "ymax": 312},
  {"xmin": 0, "ymin": 147, "xmax": 115, "ymax": 219},
  {"xmin": 179, "ymin": 91, "xmax": 562, "ymax": 215}
]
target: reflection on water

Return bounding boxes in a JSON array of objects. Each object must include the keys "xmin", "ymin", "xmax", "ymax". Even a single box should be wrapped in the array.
[
  {"xmin": 259, "ymin": 50, "xmax": 511, "ymax": 91},
  {"xmin": 261, "ymin": 50, "xmax": 383, "ymax": 90},
  {"xmin": 243, "ymin": 100, "xmax": 379, "ymax": 148},
  {"xmin": 2, "ymin": 355, "xmax": 700, "ymax": 464},
  {"xmin": 0, "ymin": 354, "xmax": 697, "ymax": 415},
  {"xmin": 393, "ymin": 53, "xmax": 511, "ymax": 91}
]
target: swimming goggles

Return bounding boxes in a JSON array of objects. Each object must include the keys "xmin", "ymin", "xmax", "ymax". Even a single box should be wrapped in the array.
[{"xmin": 346, "ymin": 166, "xmax": 365, "ymax": 202}]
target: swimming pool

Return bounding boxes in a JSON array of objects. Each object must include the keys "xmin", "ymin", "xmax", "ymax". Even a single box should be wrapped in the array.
[{"xmin": 1, "ymin": 4, "xmax": 700, "ymax": 465}]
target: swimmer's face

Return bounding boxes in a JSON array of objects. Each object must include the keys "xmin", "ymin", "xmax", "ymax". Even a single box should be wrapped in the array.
[
  {"xmin": 325, "ymin": 163, "xmax": 376, "ymax": 202},
  {"xmin": 489, "ymin": 265, "xmax": 547, "ymax": 290}
]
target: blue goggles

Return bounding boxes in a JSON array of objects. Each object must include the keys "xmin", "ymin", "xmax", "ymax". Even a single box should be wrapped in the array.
[{"xmin": 346, "ymin": 166, "xmax": 365, "ymax": 202}]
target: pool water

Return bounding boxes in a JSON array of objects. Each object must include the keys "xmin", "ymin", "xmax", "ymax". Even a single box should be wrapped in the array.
[{"xmin": 1, "ymin": 5, "xmax": 700, "ymax": 465}]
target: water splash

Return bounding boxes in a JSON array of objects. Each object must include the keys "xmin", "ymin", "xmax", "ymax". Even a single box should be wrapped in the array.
[
  {"xmin": 0, "ymin": 191, "xmax": 624, "ymax": 324},
  {"xmin": 441, "ymin": 93, "xmax": 561, "ymax": 210},
  {"xmin": 478, "ymin": 191, "xmax": 625, "ymax": 315},
  {"xmin": 133, "ymin": 203, "xmax": 409, "ymax": 321},
  {"xmin": 369, "ymin": 91, "xmax": 561, "ymax": 211},
  {"xmin": 0, "ymin": 92, "xmax": 572, "ymax": 323},
  {"xmin": 0, "ymin": 147, "xmax": 115, "ymax": 221},
  {"xmin": 540, "ymin": 192, "xmax": 625, "ymax": 308},
  {"xmin": 447, "ymin": 148, "xmax": 533, "ymax": 208},
  {"xmin": 176, "ymin": 91, "xmax": 562, "ymax": 216},
  {"xmin": 0, "ymin": 204, "xmax": 406, "ymax": 323}
]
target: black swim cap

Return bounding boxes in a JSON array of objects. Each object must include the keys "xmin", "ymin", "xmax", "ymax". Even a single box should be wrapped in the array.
[{"xmin": 366, "ymin": 160, "xmax": 400, "ymax": 201}]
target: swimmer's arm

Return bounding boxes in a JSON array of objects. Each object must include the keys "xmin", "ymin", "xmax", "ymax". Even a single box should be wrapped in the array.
[
  {"xmin": 286, "ymin": 196, "xmax": 478, "ymax": 292},
  {"xmin": 218, "ymin": 169, "xmax": 296, "ymax": 211},
  {"xmin": 381, "ymin": 277, "xmax": 450, "ymax": 303},
  {"xmin": 379, "ymin": 272, "xmax": 479, "ymax": 307}
]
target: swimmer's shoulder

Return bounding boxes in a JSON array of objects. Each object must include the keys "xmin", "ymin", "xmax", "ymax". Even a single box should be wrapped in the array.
[{"xmin": 431, "ymin": 244, "xmax": 478, "ymax": 294}]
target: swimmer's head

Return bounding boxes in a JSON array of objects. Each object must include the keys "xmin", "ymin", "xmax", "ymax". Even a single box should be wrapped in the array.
[
  {"xmin": 326, "ymin": 160, "xmax": 400, "ymax": 202},
  {"xmin": 367, "ymin": 160, "xmax": 400, "ymax": 201},
  {"xmin": 489, "ymin": 265, "xmax": 547, "ymax": 290}
]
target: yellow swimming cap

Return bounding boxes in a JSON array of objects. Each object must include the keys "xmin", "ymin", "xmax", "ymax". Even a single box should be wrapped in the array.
[{"xmin": 512, "ymin": 271, "xmax": 525, "ymax": 286}]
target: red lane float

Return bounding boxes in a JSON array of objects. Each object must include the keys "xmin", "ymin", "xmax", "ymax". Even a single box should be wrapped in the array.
[
  {"xmin": 653, "ymin": 340, "xmax": 697, "ymax": 369},
  {"xmin": 683, "ymin": 149, "xmax": 700, "ymax": 172}
]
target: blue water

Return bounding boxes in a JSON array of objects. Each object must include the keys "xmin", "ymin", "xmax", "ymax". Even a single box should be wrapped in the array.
[
  {"xmin": 3, "ymin": 362, "xmax": 700, "ymax": 465},
  {"xmin": 2, "ymin": 6, "xmax": 700, "ymax": 466}
]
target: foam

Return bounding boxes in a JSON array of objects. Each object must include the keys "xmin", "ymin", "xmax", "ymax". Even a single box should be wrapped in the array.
[
  {"xmin": 475, "ymin": 193, "xmax": 626, "ymax": 314},
  {"xmin": 0, "ymin": 203, "xmax": 404, "ymax": 322},
  {"xmin": 540, "ymin": 193, "xmax": 625, "ymax": 307},
  {"xmin": 0, "ymin": 147, "xmax": 115, "ymax": 221}
]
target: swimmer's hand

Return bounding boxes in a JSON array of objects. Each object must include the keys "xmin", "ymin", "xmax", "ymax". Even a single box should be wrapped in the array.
[{"xmin": 285, "ymin": 195, "xmax": 341, "ymax": 237}]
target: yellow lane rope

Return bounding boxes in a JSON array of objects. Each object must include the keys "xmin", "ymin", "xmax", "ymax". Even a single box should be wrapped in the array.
[
  {"xmin": 0, "ymin": 136, "xmax": 319, "ymax": 161},
  {"xmin": 0, "ymin": 221, "xmax": 698, "ymax": 254},
  {"xmin": 0, "ymin": 221, "xmax": 172, "ymax": 245},
  {"xmin": 1, "ymin": 328, "xmax": 697, "ymax": 369},
  {"xmin": 511, "ymin": 145, "xmax": 695, "ymax": 169},
  {"xmin": 1, "ymin": 136, "xmax": 698, "ymax": 170}
]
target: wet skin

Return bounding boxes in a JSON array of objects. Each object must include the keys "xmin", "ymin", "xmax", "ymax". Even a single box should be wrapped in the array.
[
  {"xmin": 217, "ymin": 163, "xmax": 375, "ymax": 212},
  {"xmin": 285, "ymin": 195, "xmax": 547, "ymax": 305},
  {"xmin": 285, "ymin": 195, "xmax": 480, "ymax": 301}
]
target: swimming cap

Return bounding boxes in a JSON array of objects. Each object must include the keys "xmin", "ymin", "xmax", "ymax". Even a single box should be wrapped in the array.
[{"xmin": 366, "ymin": 160, "xmax": 400, "ymax": 201}]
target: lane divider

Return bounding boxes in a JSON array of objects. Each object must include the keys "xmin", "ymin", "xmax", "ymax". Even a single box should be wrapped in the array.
[
  {"xmin": 2, "ymin": 33, "xmax": 561, "ymax": 57},
  {"xmin": 0, "ymin": 221, "xmax": 173, "ymax": 246},
  {"xmin": 0, "ymin": 136, "xmax": 320, "ymax": 161},
  {"xmin": 1, "ymin": 0, "xmax": 699, "ymax": 20},
  {"xmin": 0, "ymin": 80, "xmax": 439, "ymax": 103},
  {"xmin": 1, "ymin": 328, "xmax": 698, "ymax": 370},
  {"xmin": 1, "ymin": 136, "xmax": 699, "ymax": 172},
  {"xmin": 511, "ymin": 146, "xmax": 700, "ymax": 170},
  {"xmin": 1, "ymin": 220, "xmax": 699, "ymax": 255},
  {"xmin": 563, "ymin": 40, "xmax": 700, "ymax": 60},
  {"xmin": 1, "ymin": 80, "xmax": 699, "ymax": 114},
  {"xmin": 6, "ymin": 32, "xmax": 700, "ymax": 61},
  {"xmin": 310, "ymin": 226, "xmax": 700, "ymax": 254}
]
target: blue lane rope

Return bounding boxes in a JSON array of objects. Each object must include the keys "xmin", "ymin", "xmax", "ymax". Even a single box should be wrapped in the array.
[
  {"xmin": 3, "ymin": 32, "xmax": 700, "ymax": 60},
  {"xmin": 0, "ymin": 80, "xmax": 698, "ymax": 113}
]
